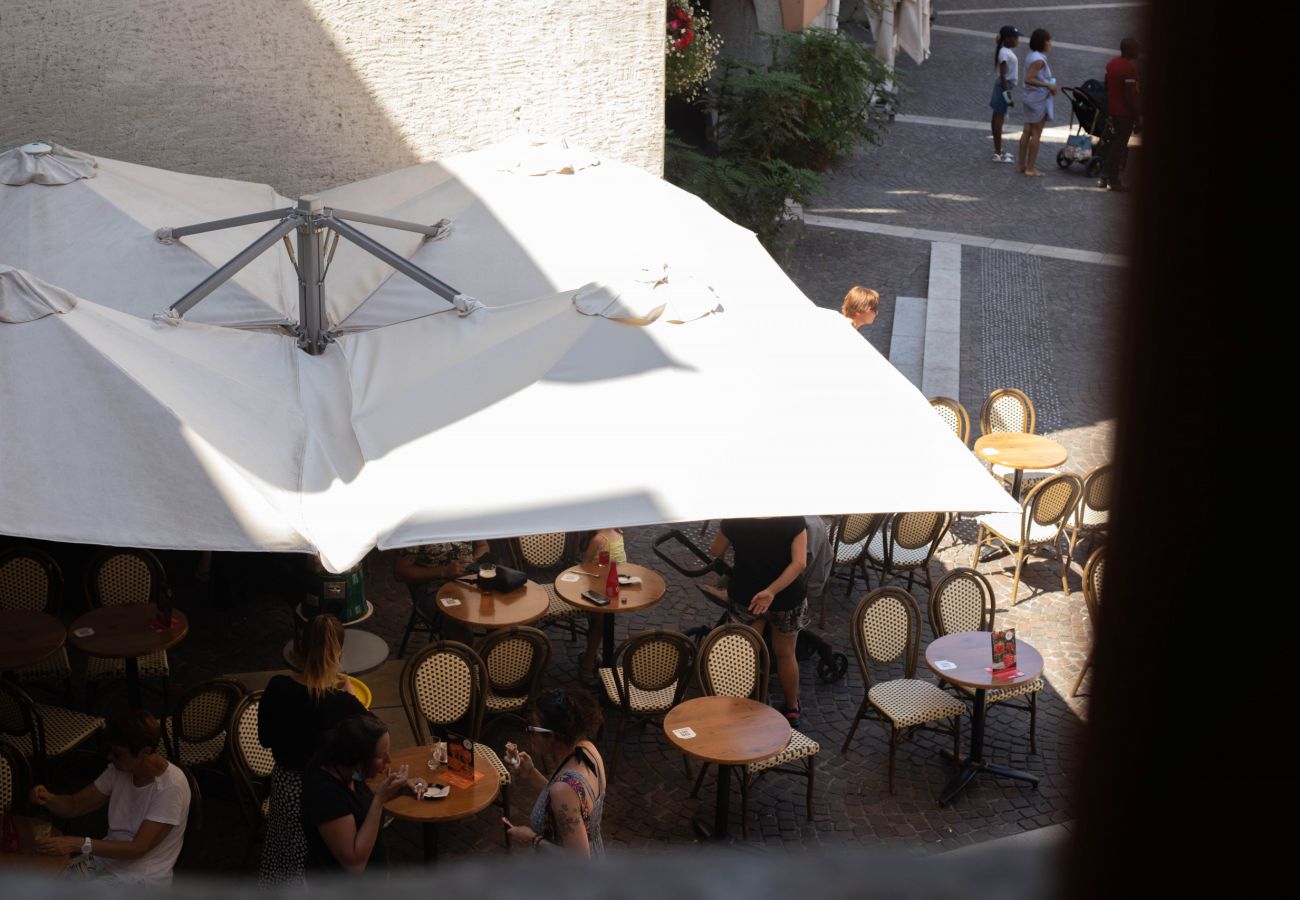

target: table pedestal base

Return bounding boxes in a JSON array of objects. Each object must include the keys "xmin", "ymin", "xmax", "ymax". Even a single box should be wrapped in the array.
[
  {"xmin": 938, "ymin": 686, "xmax": 1038, "ymax": 805},
  {"xmin": 689, "ymin": 763, "xmax": 734, "ymax": 841}
]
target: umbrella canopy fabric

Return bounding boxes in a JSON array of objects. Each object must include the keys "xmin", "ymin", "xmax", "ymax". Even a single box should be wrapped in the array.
[{"xmin": 0, "ymin": 139, "xmax": 1015, "ymax": 571}]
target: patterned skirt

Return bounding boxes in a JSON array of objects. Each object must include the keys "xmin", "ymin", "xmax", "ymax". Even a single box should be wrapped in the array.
[{"xmin": 258, "ymin": 765, "xmax": 307, "ymax": 888}]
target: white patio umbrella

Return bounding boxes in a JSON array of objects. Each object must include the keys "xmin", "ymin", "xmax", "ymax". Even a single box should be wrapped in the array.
[{"xmin": 0, "ymin": 139, "xmax": 1014, "ymax": 572}]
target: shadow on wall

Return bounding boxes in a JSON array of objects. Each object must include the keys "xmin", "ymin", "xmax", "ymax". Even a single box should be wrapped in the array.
[{"xmin": 0, "ymin": 0, "xmax": 422, "ymax": 196}]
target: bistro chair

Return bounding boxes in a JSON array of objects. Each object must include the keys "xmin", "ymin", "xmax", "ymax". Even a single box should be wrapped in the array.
[
  {"xmin": 841, "ymin": 588, "xmax": 965, "ymax": 793},
  {"xmin": 929, "ymin": 396, "xmax": 971, "ymax": 446},
  {"xmin": 82, "ymin": 547, "xmax": 173, "ymax": 706},
  {"xmin": 0, "ymin": 679, "xmax": 104, "ymax": 783},
  {"xmin": 929, "ymin": 568, "xmax": 1044, "ymax": 753},
  {"xmin": 228, "ymin": 691, "xmax": 273, "ymax": 870},
  {"xmin": 175, "ymin": 763, "xmax": 205, "ymax": 871},
  {"xmin": 598, "ymin": 629, "xmax": 696, "ymax": 771},
  {"xmin": 1071, "ymin": 546, "xmax": 1106, "ymax": 698},
  {"xmin": 478, "ymin": 627, "xmax": 551, "ymax": 718},
  {"xmin": 862, "ymin": 511, "xmax": 952, "ymax": 594},
  {"xmin": 1066, "ymin": 463, "xmax": 1114, "ymax": 561},
  {"xmin": 979, "ymin": 387, "xmax": 1036, "ymax": 436},
  {"xmin": 508, "ymin": 533, "xmax": 584, "ymax": 641},
  {"xmin": 401, "ymin": 641, "xmax": 511, "ymax": 844},
  {"xmin": 0, "ymin": 546, "xmax": 74, "ymax": 703},
  {"xmin": 0, "ymin": 740, "xmax": 33, "ymax": 814},
  {"xmin": 689, "ymin": 623, "xmax": 819, "ymax": 838},
  {"xmin": 162, "ymin": 678, "xmax": 246, "ymax": 771},
  {"xmin": 825, "ymin": 515, "xmax": 882, "ymax": 619},
  {"xmin": 972, "ymin": 473, "xmax": 1084, "ymax": 604}
]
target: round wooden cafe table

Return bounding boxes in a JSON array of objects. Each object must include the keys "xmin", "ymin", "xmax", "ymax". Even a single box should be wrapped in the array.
[
  {"xmin": 664, "ymin": 696, "xmax": 790, "ymax": 841},
  {"xmin": 67, "ymin": 605, "xmax": 188, "ymax": 709},
  {"xmin": 0, "ymin": 817, "xmax": 71, "ymax": 876},
  {"xmin": 435, "ymin": 578, "xmax": 549, "ymax": 630},
  {"xmin": 925, "ymin": 631, "xmax": 1045, "ymax": 805},
  {"xmin": 974, "ymin": 433, "xmax": 1068, "ymax": 499},
  {"xmin": 375, "ymin": 743, "xmax": 501, "ymax": 863},
  {"xmin": 554, "ymin": 563, "xmax": 667, "ymax": 666},
  {"xmin": 0, "ymin": 609, "xmax": 66, "ymax": 672}
]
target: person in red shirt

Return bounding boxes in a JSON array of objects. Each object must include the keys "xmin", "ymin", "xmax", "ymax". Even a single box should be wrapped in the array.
[{"xmin": 1101, "ymin": 38, "xmax": 1141, "ymax": 192}]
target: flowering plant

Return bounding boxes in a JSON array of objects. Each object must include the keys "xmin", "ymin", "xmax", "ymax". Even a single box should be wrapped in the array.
[{"xmin": 665, "ymin": 2, "xmax": 722, "ymax": 101}]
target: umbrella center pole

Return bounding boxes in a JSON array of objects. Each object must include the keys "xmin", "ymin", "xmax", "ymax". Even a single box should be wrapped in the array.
[{"xmin": 295, "ymin": 196, "xmax": 330, "ymax": 356}]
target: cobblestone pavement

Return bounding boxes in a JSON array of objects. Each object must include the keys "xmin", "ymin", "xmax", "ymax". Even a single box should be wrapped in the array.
[{"xmin": 16, "ymin": 0, "xmax": 1134, "ymax": 880}]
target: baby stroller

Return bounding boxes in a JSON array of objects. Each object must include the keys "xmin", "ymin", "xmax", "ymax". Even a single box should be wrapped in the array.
[
  {"xmin": 652, "ymin": 529, "xmax": 849, "ymax": 683},
  {"xmin": 1057, "ymin": 79, "xmax": 1110, "ymax": 178}
]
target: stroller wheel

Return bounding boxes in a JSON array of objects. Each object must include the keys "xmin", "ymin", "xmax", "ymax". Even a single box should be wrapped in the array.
[
  {"xmin": 1056, "ymin": 151, "xmax": 1071, "ymax": 169},
  {"xmin": 1086, "ymin": 157, "xmax": 1105, "ymax": 178},
  {"xmin": 817, "ymin": 653, "xmax": 849, "ymax": 684}
]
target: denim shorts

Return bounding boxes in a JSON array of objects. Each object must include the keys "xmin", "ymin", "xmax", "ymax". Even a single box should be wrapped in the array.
[{"xmin": 990, "ymin": 79, "xmax": 1016, "ymax": 114}]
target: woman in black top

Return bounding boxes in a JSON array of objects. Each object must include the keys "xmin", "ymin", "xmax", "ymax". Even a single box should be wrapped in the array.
[
  {"xmin": 257, "ymin": 614, "xmax": 366, "ymax": 886},
  {"xmin": 302, "ymin": 715, "xmax": 405, "ymax": 876},
  {"xmin": 712, "ymin": 517, "xmax": 808, "ymax": 725}
]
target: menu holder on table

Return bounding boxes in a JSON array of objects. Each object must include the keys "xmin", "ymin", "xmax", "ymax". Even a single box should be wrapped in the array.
[
  {"xmin": 443, "ymin": 731, "xmax": 484, "ymax": 789},
  {"xmin": 990, "ymin": 628, "xmax": 1023, "ymax": 679}
]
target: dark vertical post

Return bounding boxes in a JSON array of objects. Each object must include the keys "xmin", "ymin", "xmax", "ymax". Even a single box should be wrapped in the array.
[{"xmin": 296, "ymin": 196, "xmax": 327, "ymax": 355}]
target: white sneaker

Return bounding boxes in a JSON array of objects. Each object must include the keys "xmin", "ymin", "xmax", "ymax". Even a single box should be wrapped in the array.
[
  {"xmin": 992, "ymin": 151, "xmax": 1004, "ymax": 162},
  {"xmin": 1000, "ymin": 152, "xmax": 1016, "ymax": 163}
]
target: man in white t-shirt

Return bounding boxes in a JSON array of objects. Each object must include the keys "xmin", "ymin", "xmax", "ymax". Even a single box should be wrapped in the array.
[{"xmin": 30, "ymin": 710, "xmax": 191, "ymax": 885}]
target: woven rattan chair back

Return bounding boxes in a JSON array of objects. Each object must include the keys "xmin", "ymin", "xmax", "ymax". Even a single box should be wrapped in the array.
[
  {"xmin": 622, "ymin": 630, "xmax": 695, "ymax": 694},
  {"xmin": 479, "ymin": 627, "xmax": 550, "ymax": 701},
  {"xmin": 0, "ymin": 679, "xmax": 38, "ymax": 748},
  {"xmin": 403, "ymin": 641, "xmax": 486, "ymax": 744},
  {"xmin": 891, "ymin": 511, "xmax": 950, "ymax": 553},
  {"xmin": 1023, "ymin": 474, "xmax": 1084, "ymax": 537},
  {"xmin": 85, "ymin": 547, "xmax": 168, "ymax": 608},
  {"xmin": 696, "ymin": 623, "xmax": 769, "ymax": 702},
  {"xmin": 230, "ymin": 692, "xmax": 274, "ymax": 781},
  {"xmin": 1078, "ymin": 463, "xmax": 1115, "ymax": 524},
  {"xmin": 176, "ymin": 763, "xmax": 204, "ymax": 868},
  {"xmin": 0, "ymin": 740, "xmax": 32, "ymax": 813},
  {"xmin": 929, "ymin": 568, "xmax": 995, "ymax": 636},
  {"xmin": 1083, "ymin": 546, "xmax": 1105, "ymax": 622},
  {"xmin": 0, "ymin": 547, "xmax": 63, "ymax": 613},
  {"xmin": 929, "ymin": 396, "xmax": 971, "ymax": 446},
  {"xmin": 850, "ymin": 588, "xmax": 921, "ymax": 689},
  {"xmin": 170, "ymin": 679, "xmax": 246, "ymax": 763},
  {"xmin": 510, "ymin": 533, "xmax": 571, "ymax": 570},
  {"xmin": 836, "ymin": 514, "xmax": 879, "ymax": 549},
  {"xmin": 980, "ymin": 388, "xmax": 1036, "ymax": 436}
]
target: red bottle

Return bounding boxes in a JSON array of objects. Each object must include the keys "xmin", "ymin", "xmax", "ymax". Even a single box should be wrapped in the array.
[
  {"xmin": 605, "ymin": 560, "xmax": 621, "ymax": 600},
  {"xmin": 1, "ymin": 805, "xmax": 19, "ymax": 853}
]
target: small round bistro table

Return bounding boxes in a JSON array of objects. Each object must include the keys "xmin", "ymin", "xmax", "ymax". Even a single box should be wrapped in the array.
[
  {"xmin": 664, "ymin": 696, "xmax": 790, "ymax": 841},
  {"xmin": 0, "ymin": 818, "xmax": 70, "ymax": 876},
  {"xmin": 554, "ymin": 563, "xmax": 667, "ymax": 666},
  {"xmin": 376, "ymin": 744, "xmax": 501, "ymax": 862},
  {"xmin": 0, "ymin": 610, "xmax": 66, "ymax": 673},
  {"xmin": 435, "ymin": 578, "xmax": 550, "ymax": 630},
  {"xmin": 925, "ymin": 631, "xmax": 1045, "ymax": 805},
  {"xmin": 973, "ymin": 433, "xmax": 1068, "ymax": 499},
  {"xmin": 67, "ymin": 605, "xmax": 188, "ymax": 709},
  {"xmin": 283, "ymin": 601, "xmax": 389, "ymax": 675}
]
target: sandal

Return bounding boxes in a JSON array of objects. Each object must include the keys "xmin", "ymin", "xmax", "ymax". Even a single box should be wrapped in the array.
[{"xmin": 783, "ymin": 705, "xmax": 802, "ymax": 727}]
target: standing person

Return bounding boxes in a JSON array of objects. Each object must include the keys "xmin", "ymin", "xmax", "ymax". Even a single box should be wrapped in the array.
[
  {"xmin": 31, "ymin": 711, "xmax": 190, "ymax": 886},
  {"xmin": 576, "ymin": 528, "xmax": 626, "ymax": 685},
  {"xmin": 257, "ymin": 613, "xmax": 367, "ymax": 887},
  {"xmin": 1017, "ymin": 29, "xmax": 1058, "ymax": 176},
  {"xmin": 710, "ymin": 517, "xmax": 808, "ymax": 726},
  {"xmin": 301, "ymin": 715, "xmax": 406, "ymax": 877},
  {"xmin": 990, "ymin": 26, "xmax": 1024, "ymax": 162},
  {"xmin": 841, "ymin": 286, "xmax": 880, "ymax": 330},
  {"xmin": 803, "ymin": 515, "xmax": 833, "ymax": 619},
  {"xmin": 502, "ymin": 687, "xmax": 606, "ymax": 858},
  {"xmin": 1101, "ymin": 38, "xmax": 1142, "ymax": 192}
]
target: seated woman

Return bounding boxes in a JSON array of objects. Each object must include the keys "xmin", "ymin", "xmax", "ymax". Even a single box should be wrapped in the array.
[
  {"xmin": 301, "ymin": 715, "xmax": 406, "ymax": 877},
  {"xmin": 503, "ymin": 687, "xmax": 606, "ymax": 858},
  {"xmin": 31, "ymin": 710, "xmax": 191, "ymax": 886}
]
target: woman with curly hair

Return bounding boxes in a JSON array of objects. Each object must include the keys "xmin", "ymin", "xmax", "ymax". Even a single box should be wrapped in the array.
[{"xmin": 503, "ymin": 687, "xmax": 606, "ymax": 857}]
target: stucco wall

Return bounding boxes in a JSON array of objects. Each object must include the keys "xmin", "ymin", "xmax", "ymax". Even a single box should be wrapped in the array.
[{"xmin": 0, "ymin": 0, "xmax": 664, "ymax": 196}]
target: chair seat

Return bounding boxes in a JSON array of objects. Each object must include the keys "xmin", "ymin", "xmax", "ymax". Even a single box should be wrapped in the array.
[
  {"xmin": 959, "ymin": 677, "xmax": 1045, "ymax": 705},
  {"xmin": 2, "ymin": 704, "xmax": 105, "ymax": 758},
  {"xmin": 747, "ymin": 728, "xmax": 820, "ymax": 774},
  {"xmin": 976, "ymin": 513, "xmax": 1062, "ymax": 547},
  {"xmin": 162, "ymin": 718, "xmax": 227, "ymax": 767},
  {"xmin": 869, "ymin": 679, "xmax": 967, "ymax": 728},
  {"xmin": 474, "ymin": 743, "xmax": 511, "ymax": 786},
  {"xmin": 85, "ymin": 651, "xmax": 170, "ymax": 680},
  {"xmin": 865, "ymin": 532, "xmax": 928, "ymax": 568},
  {"xmin": 834, "ymin": 537, "xmax": 869, "ymax": 565},
  {"xmin": 1070, "ymin": 508, "xmax": 1109, "ymax": 530},
  {"xmin": 484, "ymin": 690, "xmax": 528, "ymax": 713},
  {"xmin": 538, "ymin": 583, "xmax": 582, "ymax": 621},
  {"xmin": 11, "ymin": 648, "xmax": 72, "ymax": 683},
  {"xmin": 598, "ymin": 667, "xmax": 678, "ymax": 713}
]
